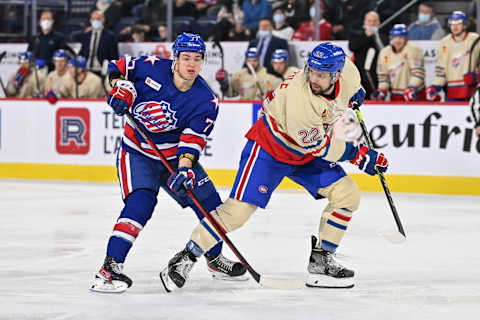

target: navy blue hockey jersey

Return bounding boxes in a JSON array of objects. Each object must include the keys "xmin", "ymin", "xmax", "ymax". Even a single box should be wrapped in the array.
[{"xmin": 108, "ymin": 55, "xmax": 219, "ymax": 160}]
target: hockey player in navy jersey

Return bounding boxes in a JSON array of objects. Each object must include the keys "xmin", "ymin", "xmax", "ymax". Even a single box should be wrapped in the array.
[{"xmin": 90, "ymin": 33, "xmax": 247, "ymax": 293}]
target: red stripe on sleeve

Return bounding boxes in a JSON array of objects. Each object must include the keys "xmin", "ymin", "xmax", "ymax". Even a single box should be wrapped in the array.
[
  {"xmin": 180, "ymin": 134, "xmax": 207, "ymax": 150},
  {"xmin": 115, "ymin": 57, "xmax": 127, "ymax": 76},
  {"xmin": 114, "ymin": 222, "xmax": 141, "ymax": 238}
]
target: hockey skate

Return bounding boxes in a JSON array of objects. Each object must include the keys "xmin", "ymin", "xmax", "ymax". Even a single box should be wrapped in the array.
[
  {"xmin": 160, "ymin": 249, "xmax": 197, "ymax": 292},
  {"xmin": 90, "ymin": 256, "xmax": 133, "ymax": 293},
  {"xmin": 205, "ymin": 253, "xmax": 248, "ymax": 281},
  {"xmin": 306, "ymin": 236, "xmax": 354, "ymax": 289}
]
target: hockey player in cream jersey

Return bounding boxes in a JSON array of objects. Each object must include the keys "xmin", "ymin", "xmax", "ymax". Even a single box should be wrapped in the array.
[
  {"xmin": 427, "ymin": 11, "xmax": 480, "ymax": 101},
  {"xmin": 374, "ymin": 24, "xmax": 426, "ymax": 101},
  {"xmin": 270, "ymin": 49, "xmax": 300, "ymax": 80},
  {"xmin": 160, "ymin": 42, "xmax": 389, "ymax": 292}
]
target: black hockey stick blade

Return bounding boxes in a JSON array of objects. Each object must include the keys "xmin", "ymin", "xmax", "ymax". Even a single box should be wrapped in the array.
[{"xmin": 124, "ymin": 111, "xmax": 304, "ymax": 290}]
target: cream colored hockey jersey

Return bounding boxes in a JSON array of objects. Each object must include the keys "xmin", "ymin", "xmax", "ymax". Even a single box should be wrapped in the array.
[
  {"xmin": 432, "ymin": 32, "xmax": 480, "ymax": 100},
  {"xmin": 245, "ymin": 59, "xmax": 362, "ymax": 164},
  {"xmin": 281, "ymin": 66, "xmax": 301, "ymax": 80},
  {"xmin": 377, "ymin": 42, "xmax": 425, "ymax": 99},
  {"xmin": 62, "ymin": 71, "xmax": 105, "ymax": 98},
  {"xmin": 6, "ymin": 71, "xmax": 45, "ymax": 98},
  {"xmin": 226, "ymin": 66, "xmax": 281, "ymax": 100},
  {"xmin": 45, "ymin": 70, "xmax": 73, "ymax": 97}
]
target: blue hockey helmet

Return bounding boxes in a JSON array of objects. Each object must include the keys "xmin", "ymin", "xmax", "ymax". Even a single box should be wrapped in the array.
[
  {"xmin": 68, "ymin": 56, "xmax": 87, "ymax": 70},
  {"xmin": 271, "ymin": 49, "xmax": 289, "ymax": 62},
  {"xmin": 448, "ymin": 11, "xmax": 467, "ymax": 25},
  {"xmin": 245, "ymin": 47, "xmax": 260, "ymax": 59},
  {"xmin": 18, "ymin": 51, "xmax": 33, "ymax": 62},
  {"xmin": 307, "ymin": 42, "xmax": 345, "ymax": 73},
  {"xmin": 390, "ymin": 24, "xmax": 408, "ymax": 37},
  {"xmin": 53, "ymin": 49, "xmax": 69, "ymax": 60},
  {"xmin": 172, "ymin": 32, "xmax": 206, "ymax": 58}
]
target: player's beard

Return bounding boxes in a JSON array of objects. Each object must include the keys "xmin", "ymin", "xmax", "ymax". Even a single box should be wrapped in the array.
[{"xmin": 310, "ymin": 82, "xmax": 333, "ymax": 96}]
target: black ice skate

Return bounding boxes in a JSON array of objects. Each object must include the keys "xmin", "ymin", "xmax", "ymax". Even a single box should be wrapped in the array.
[
  {"xmin": 160, "ymin": 249, "xmax": 197, "ymax": 292},
  {"xmin": 306, "ymin": 236, "xmax": 354, "ymax": 289},
  {"xmin": 90, "ymin": 256, "xmax": 133, "ymax": 293},
  {"xmin": 205, "ymin": 253, "xmax": 248, "ymax": 281}
]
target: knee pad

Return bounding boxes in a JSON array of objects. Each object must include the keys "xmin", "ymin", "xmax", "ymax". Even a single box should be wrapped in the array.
[
  {"xmin": 215, "ymin": 198, "xmax": 257, "ymax": 232},
  {"xmin": 320, "ymin": 176, "xmax": 360, "ymax": 213},
  {"xmin": 120, "ymin": 188, "xmax": 158, "ymax": 226}
]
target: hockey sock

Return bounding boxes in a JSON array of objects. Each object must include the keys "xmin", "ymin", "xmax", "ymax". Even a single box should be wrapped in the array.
[
  {"xmin": 106, "ymin": 189, "xmax": 157, "ymax": 262},
  {"xmin": 205, "ymin": 241, "xmax": 222, "ymax": 257},
  {"xmin": 318, "ymin": 208, "xmax": 353, "ymax": 253}
]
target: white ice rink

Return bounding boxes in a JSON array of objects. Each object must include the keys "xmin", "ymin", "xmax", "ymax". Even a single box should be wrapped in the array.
[{"xmin": 1, "ymin": 180, "xmax": 479, "ymax": 319}]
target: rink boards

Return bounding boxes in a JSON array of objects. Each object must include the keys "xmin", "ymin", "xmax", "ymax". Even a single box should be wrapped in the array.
[{"xmin": 0, "ymin": 98, "xmax": 478, "ymax": 195}]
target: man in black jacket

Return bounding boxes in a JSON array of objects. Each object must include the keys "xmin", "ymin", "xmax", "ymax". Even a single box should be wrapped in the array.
[
  {"xmin": 79, "ymin": 10, "xmax": 119, "ymax": 77},
  {"xmin": 27, "ymin": 10, "xmax": 66, "ymax": 72},
  {"xmin": 348, "ymin": 11, "xmax": 388, "ymax": 99},
  {"xmin": 248, "ymin": 17, "xmax": 289, "ymax": 75}
]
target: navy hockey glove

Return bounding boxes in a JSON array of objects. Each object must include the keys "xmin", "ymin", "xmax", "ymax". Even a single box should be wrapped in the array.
[
  {"xmin": 107, "ymin": 80, "xmax": 137, "ymax": 116},
  {"xmin": 351, "ymin": 144, "xmax": 388, "ymax": 176},
  {"xmin": 349, "ymin": 87, "xmax": 366, "ymax": 108},
  {"xmin": 167, "ymin": 167, "xmax": 196, "ymax": 197}
]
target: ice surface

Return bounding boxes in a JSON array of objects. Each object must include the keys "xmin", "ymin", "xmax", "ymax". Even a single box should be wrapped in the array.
[{"xmin": 1, "ymin": 180, "xmax": 479, "ymax": 319}]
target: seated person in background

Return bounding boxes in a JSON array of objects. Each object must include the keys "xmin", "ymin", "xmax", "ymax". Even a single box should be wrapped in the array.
[
  {"xmin": 272, "ymin": 5, "xmax": 294, "ymax": 41},
  {"xmin": 292, "ymin": 0, "xmax": 331, "ymax": 41},
  {"xmin": 215, "ymin": 47, "xmax": 281, "ymax": 100},
  {"xmin": 408, "ymin": 1, "xmax": 445, "ymax": 40},
  {"xmin": 62, "ymin": 56, "xmax": 105, "ymax": 98},
  {"xmin": 243, "ymin": 0, "xmax": 272, "ymax": 31},
  {"xmin": 373, "ymin": 24, "xmax": 426, "ymax": 101},
  {"xmin": 270, "ymin": 49, "xmax": 300, "ymax": 80},
  {"xmin": 6, "ymin": 51, "xmax": 45, "ymax": 98},
  {"xmin": 212, "ymin": 0, "xmax": 244, "ymax": 41},
  {"xmin": 44, "ymin": 49, "xmax": 73, "ymax": 104}
]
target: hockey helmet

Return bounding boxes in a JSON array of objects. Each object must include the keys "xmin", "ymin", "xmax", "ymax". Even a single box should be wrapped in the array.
[
  {"xmin": 68, "ymin": 56, "xmax": 87, "ymax": 70},
  {"xmin": 271, "ymin": 49, "xmax": 289, "ymax": 62},
  {"xmin": 172, "ymin": 32, "xmax": 206, "ymax": 58},
  {"xmin": 245, "ymin": 47, "xmax": 260, "ymax": 59},
  {"xmin": 53, "ymin": 49, "xmax": 69, "ymax": 60},
  {"xmin": 390, "ymin": 24, "xmax": 408, "ymax": 37},
  {"xmin": 448, "ymin": 11, "xmax": 467, "ymax": 25},
  {"xmin": 18, "ymin": 51, "xmax": 33, "ymax": 62},
  {"xmin": 307, "ymin": 42, "xmax": 345, "ymax": 73}
]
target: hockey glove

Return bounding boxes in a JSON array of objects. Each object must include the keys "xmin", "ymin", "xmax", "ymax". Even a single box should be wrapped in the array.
[
  {"xmin": 426, "ymin": 86, "xmax": 441, "ymax": 101},
  {"xmin": 167, "ymin": 167, "xmax": 196, "ymax": 197},
  {"xmin": 464, "ymin": 72, "xmax": 477, "ymax": 86},
  {"xmin": 351, "ymin": 144, "xmax": 388, "ymax": 176},
  {"xmin": 371, "ymin": 89, "xmax": 387, "ymax": 101},
  {"xmin": 403, "ymin": 87, "xmax": 417, "ymax": 101},
  {"xmin": 13, "ymin": 66, "xmax": 30, "ymax": 88},
  {"xmin": 45, "ymin": 89, "xmax": 58, "ymax": 104},
  {"xmin": 107, "ymin": 80, "xmax": 137, "ymax": 116},
  {"xmin": 215, "ymin": 68, "xmax": 229, "ymax": 92},
  {"xmin": 349, "ymin": 87, "xmax": 366, "ymax": 108}
]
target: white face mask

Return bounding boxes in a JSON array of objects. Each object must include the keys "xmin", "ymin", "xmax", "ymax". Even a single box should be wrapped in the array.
[
  {"xmin": 258, "ymin": 30, "xmax": 271, "ymax": 38},
  {"xmin": 91, "ymin": 20, "xmax": 103, "ymax": 30},
  {"xmin": 309, "ymin": 7, "xmax": 316, "ymax": 19},
  {"xmin": 273, "ymin": 13, "xmax": 284, "ymax": 24},
  {"xmin": 364, "ymin": 25, "xmax": 379, "ymax": 32},
  {"xmin": 40, "ymin": 19, "xmax": 52, "ymax": 31}
]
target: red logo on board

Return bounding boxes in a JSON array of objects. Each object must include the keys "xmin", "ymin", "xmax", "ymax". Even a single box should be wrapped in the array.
[{"xmin": 56, "ymin": 108, "xmax": 90, "ymax": 154}]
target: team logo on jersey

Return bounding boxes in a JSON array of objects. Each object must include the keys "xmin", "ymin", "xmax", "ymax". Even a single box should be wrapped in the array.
[
  {"xmin": 132, "ymin": 101, "xmax": 178, "ymax": 133},
  {"xmin": 258, "ymin": 185, "xmax": 268, "ymax": 194},
  {"xmin": 56, "ymin": 108, "xmax": 90, "ymax": 154},
  {"xmin": 452, "ymin": 50, "xmax": 470, "ymax": 68},
  {"xmin": 145, "ymin": 77, "xmax": 162, "ymax": 91},
  {"xmin": 388, "ymin": 61, "xmax": 405, "ymax": 78}
]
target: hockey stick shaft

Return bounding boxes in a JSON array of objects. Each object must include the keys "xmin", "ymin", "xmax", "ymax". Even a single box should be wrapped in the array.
[
  {"xmin": 124, "ymin": 111, "xmax": 302, "ymax": 289},
  {"xmin": 352, "ymin": 103, "xmax": 406, "ymax": 238}
]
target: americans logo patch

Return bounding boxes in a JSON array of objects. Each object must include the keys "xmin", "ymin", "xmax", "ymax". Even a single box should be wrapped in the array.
[{"xmin": 132, "ymin": 100, "xmax": 178, "ymax": 133}]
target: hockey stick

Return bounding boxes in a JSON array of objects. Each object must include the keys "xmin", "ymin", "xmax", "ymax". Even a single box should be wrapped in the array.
[
  {"xmin": 124, "ymin": 111, "xmax": 304, "ymax": 290},
  {"xmin": 212, "ymin": 41, "xmax": 224, "ymax": 99},
  {"xmin": 0, "ymin": 51, "xmax": 8, "ymax": 97},
  {"xmin": 351, "ymin": 102, "xmax": 406, "ymax": 244}
]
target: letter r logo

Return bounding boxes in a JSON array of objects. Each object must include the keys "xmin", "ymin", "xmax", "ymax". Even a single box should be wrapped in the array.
[{"xmin": 56, "ymin": 108, "xmax": 90, "ymax": 154}]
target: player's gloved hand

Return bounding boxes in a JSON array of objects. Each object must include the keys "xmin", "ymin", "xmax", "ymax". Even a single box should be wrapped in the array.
[
  {"xmin": 13, "ymin": 66, "xmax": 30, "ymax": 88},
  {"xmin": 215, "ymin": 68, "xmax": 229, "ymax": 92},
  {"xmin": 403, "ymin": 87, "xmax": 417, "ymax": 101},
  {"xmin": 348, "ymin": 87, "xmax": 366, "ymax": 109},
  {"xmin": 45, "ymin": 89, "xmax": 58, "ymax": 104},
  {"xmin": 107, "ymin": 80, "xmax": 137, "ymax": 116},
  {"xmin": 426, "ymin": 85, "xmax": 441, "ymax": 101},
  {"xmin": 464, "ymin": 72, "xmax": 477, "ymax": 86},
  {"xmin": 167, "ymin": 167, "xmax": 196, "ymax": 197},
  {"xmin": 371, "ymin": 89, "xmax": 387, "ymax": 101},
  {"xmin": 350, "ymin": 144, "xmax": 388, "ymax": 176}
]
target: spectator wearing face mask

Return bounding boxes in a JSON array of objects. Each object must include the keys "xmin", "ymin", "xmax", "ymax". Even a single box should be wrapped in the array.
[
  {"xmin": 292, "ymin": 0, "xmax": 331, "ymax": 41},
  {"xmin": 27, "ymin": 10, "xmax": 66, "ymax": 73},
  {"xmin": 272, "ymin": 6, "xmax": 295, "ymax": 41},
  {"xmin": 408, "ymin": 1, "xmax": 445, "ymax": 40},
  {"xmin": 79, "ymin": 10, "xmax": 119, "ymax": 77},
  {"xmin": 243, "ymin": 0, "xmax": 272, "ymax": 31},
  {"xmin": 248, "ymin": 17, "xmax": 289, "ymax": 74}
]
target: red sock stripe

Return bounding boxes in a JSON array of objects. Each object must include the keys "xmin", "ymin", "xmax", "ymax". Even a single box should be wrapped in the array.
[
  {"xmin": 114, "ymin": 222, "xmax": 141, "ymax": 238},
  {"xmin": 332, "ymin": 211, "xmax": 351, "ymax": 222},
  {"xmin": 120, "ymin": 150, "xmax": 130, "ymax": 198}
]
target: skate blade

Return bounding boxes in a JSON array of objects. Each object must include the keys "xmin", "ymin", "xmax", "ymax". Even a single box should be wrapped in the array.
[
  {"xmin": 159, "ymin": 268, "xmax": 180, "ymax": 293},
  {"xmin": 305, "ymin": 273, "xmax": 354, "ymax": 289},
  {"xmin": 90, "ymin": 277, "xmax": 129, "ymax": 293},
  {"xmin": 209, "ymin": 269, "xmax": 249, "ymax": 281}
]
